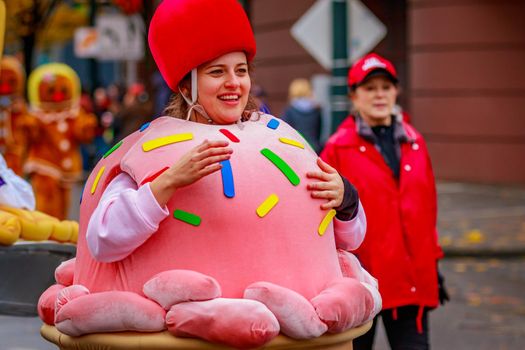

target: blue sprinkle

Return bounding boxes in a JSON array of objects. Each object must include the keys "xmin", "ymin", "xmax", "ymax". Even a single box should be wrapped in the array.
[
  {"xmin": 267, "ymin": 118, "xmax": 280, "ymax": 130},
  {"xmin": 139, "ymin": 122, "xmax": 151, "ymax": 132},
  {"xmin": 0, "ymin": 176, "xmax": 5, "ymax": 187},
  {"xmin": 220, "ymin": 160, "xmax": 235, "ymax": 198}
]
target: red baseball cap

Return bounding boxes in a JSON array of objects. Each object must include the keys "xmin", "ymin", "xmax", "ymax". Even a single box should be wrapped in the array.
[{"xmin": 348, "ymin": 53, "xmax": 398, "ymax": 88}]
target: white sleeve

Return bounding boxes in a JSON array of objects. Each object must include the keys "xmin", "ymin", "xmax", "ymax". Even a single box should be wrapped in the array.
[
  {"xmin": 86, "ymin": 172, "xmax": 170, "ymax": 263},
  {"xmin": 333, "ymin": 200, "xmax": 366, "ymax": 251}
]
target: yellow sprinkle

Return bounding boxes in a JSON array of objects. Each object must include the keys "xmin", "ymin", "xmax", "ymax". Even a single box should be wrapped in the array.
[
  {"xmin": 90, "ymin": 166, "xmax": 106, "ymax": 195},
  {"xmin": 318, "ymin": 209, "xmax": 336, "ymax": 236},
  {"xmin": 256, "ymin": 194, "xmax": 279, "ymax": 218},
  {"xmin": 279, "ymin": 137, "xmax": 305, "ymax": 149},
  {"xmin": 142, "ymin": 133, "xmax": 193, "ymax": 152}
]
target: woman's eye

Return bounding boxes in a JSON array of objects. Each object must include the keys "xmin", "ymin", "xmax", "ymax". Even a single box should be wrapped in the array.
[
  {"xmin": 237, "ymin": 68, "xmax": 248, "ymax": 74},
  {"xmin": 209, "ymin": 69, "xmax": 223, "ymax": 75}
]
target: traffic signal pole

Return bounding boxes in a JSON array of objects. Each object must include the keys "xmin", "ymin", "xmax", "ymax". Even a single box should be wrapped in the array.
[{"xmin": 330, "ymin": 0, "xmax": 349, "ymax": 133}]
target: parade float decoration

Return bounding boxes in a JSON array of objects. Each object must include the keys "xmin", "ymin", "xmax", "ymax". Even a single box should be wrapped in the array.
[{"xmin": 25, "ymin": 63, "xmax": 96, "ymax": 220}]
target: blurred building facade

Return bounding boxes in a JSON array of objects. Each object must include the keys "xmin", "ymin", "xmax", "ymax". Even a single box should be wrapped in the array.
[{"xmin": 247, "ymin": 0, "xmax": 525, "ymax": 185}]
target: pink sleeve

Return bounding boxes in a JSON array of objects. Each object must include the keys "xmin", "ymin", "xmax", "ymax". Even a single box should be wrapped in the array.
[
  {"xmin": 86, "ymin": 172, "xmax": 170, "ymax": 263},
  {"xmin": 333, "ymin": 200, "xmax": 366, "ymax": 251}
]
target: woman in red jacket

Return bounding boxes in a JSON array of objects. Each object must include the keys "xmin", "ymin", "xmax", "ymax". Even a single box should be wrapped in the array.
[{"xmin": 321, "ymin": 53, "xmax": 448, "ymax": 350}]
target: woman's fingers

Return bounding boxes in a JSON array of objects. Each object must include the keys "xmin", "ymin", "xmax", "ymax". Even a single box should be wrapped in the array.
[
  {"xmin": 197, "ymin": 154, "xmax": 231, "ymax": 169},
  {"xmin": 198, "ymin": 163, "xmax": 223, "ymax": 177},
  {"xmin": 307, "ymin": 181, "xmax": 332, "ymax": 191},
  {"xmin": 316, "ymin": 157, "xmax": 337, "ymax": 174},
  {"xmin": 306, "ymin": 170, "xmax": 331, "ymax": 181}
]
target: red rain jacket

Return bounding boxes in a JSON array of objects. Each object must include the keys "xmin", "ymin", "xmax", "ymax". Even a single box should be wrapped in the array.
[{"xmin": 321, "ymin": 116, "xmax": 443, "ymax": 310}]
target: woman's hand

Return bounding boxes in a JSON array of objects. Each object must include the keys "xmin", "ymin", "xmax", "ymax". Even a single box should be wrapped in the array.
[
  {"xmin": 150, "ymin": 140, "xmax": 233, "ymax": 207},
  {"xmin": 306, "ymin": 158, "xmax": 344, "ymax": 210}
]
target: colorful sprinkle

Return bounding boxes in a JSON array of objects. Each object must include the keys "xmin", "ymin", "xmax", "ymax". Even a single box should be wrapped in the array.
[
  {"xmin": 220, "ymin": 160, "xmax": 235, "ymax": 198},
  {"xmin": 142, "ymin": 133, "xmax": 193, "ymax": 152},
  {"xmin": 267, "ymin": 118, "xmax": 280, "ymax": 130},
  {"xmin": 90, "ymin": 166, "xmax": 106, "ymax": 195},
  {"xmin": 279, "ymin": 137, "xmax": 305, "ymax": 149},
  {"xmin": 139, "ymin": 122, "xmax": 151, "ymax": 132},
  {"xmin": 260, "ymin": 148, "xmax": 300, "ymax": 186},
  {"xmin": 0, "ymin": 176, "xmax": 5, "ymax": 187},
  {"xmin": 173, "ymin": 209, "xmax": 201, "ymax": 226},
  {"xmin": 103, "ymin": 140, "xmax": 123, "ymax": 158},
  {"xmin": 140, "ymin": 166, "xmax": 170, "ymax": 186},
  {"xmin": 256, "ymin": 194, "xmax": 279, "ymax": 218},
  {"xmin": 318, "ymin": 209, "xmax": 336, "ymax": 236},
  {"xmin": 219, "ymin": 129, "xmax": 240, "ymax": 143}
]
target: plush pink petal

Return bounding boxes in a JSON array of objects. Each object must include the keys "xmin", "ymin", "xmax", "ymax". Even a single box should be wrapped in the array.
[
  {"xmin": 143, "ymin": 269, "xmax": 221, "ymax": 309},
  {"xmin": 38, "ymin": 284, "xmax": 65, "ymax": 325},
  {"xmin": 54, "ymin": 258, "xmax": 76, "ymax": 286},
  {"xmin": 244, "ymin": 281, "xmax": 327, "ymax": 339},
  {"xmin": 166, "ymin": 298, "xmax": 279, "ymax": 348},
  {"xmin": 55, "ymin": 284, "xmax": 90, "ymax": 317},
  {"xmin": 55, "ymin": 291, "xmax": 166, "ymax": 336},
  {"xmin": 337, "ymin": 250, "xmax": 378, "ymax": 288},
  {"xmin": 311, "ymin": 278, "xmax": 375, "ymax": 333}
]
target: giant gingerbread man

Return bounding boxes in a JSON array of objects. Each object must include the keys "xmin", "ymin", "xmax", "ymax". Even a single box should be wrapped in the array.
[{"xmin": 25, "ymin": 63, "xmax": 96, "ymax": 220}]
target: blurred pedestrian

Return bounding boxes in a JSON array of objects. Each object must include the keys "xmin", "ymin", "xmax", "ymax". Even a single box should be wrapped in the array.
[
  {"xmin": 282, "ymin": 78, "xmax": 322, "ymax": 153},
  {"xmin": 251, "ymin": 84, "xmax": 271, "ymax": 114},
  {"xmin": 320, "ymin": 53, "xmax": 448, "ymax": 350},
  {"xmin": 112, "ymin": 82, "xmax": 152, "ymax": 141}
]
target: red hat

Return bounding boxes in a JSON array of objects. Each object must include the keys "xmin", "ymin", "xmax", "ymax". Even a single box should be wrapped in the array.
[
  {"xmin": 148, "ymin": 0, "xmax": 257, "ymax": 91},
  {"xmin": 348, "ymin": 53, "xmax": 398, "ymax": 88}
]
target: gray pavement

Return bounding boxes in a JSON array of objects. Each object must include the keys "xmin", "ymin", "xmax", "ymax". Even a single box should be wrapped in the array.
[{"xmin": 436, "ymin": 182, "xmax": 525, "ymax": 257}]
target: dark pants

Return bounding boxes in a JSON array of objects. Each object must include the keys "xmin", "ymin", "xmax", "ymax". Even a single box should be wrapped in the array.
[{"xmin": 353, "ymin": 306, "xmax": 430, "ymax": 350}]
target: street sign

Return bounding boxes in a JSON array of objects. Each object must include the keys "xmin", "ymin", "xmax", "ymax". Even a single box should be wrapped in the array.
[
  {"xmin": 73, "ymin": 14, "xmax": 145, "ymax": 61},
  {"xmin": 291, "ymin": 0, "xmax": 387, "ymax": 70}
]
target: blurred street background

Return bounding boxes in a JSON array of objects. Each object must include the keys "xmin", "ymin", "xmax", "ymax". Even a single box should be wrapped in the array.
[{"xmin": 1, "ymin": 0, "xmax": 525, "ymax": 349}]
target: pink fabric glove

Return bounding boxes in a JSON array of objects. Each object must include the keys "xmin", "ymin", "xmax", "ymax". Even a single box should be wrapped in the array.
[
  {"xmin": 143, "ymin": 269, "xmax": 222, "ymax": 310},
  {"xmin": 166, "ymin": 298, "xmax": 280, "ymax": 349},
  {"xmin": 55, "ymin": 291, "xmax": 166, "ymax": 336},
  {"xmin": 38, "ymin": 284, "xmax": 65, "ymax": 325},
  {"xmin": 244, "ymin": 281, "xmax": 327, "ymax": 339},
  {"xmin": 54, "ymin": 258, "xmax": 76, "ymax": 286}
]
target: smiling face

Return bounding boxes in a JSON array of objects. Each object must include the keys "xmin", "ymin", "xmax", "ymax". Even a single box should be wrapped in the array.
[
  {"xmin": 196, "ymin": 52, "xmax": 251, "ymax": 125},
  {"xmin": 350, "ymin": 75, "xmax": 398, "ymax": 126}
]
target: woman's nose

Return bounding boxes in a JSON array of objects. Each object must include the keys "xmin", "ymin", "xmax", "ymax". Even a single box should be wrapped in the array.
[{"xmin": 224, "ymin": 72, "xmax": 240, "ymax": 88}]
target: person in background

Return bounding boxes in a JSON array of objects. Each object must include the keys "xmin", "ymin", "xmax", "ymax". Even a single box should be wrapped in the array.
[
  {"xmin": 321, "ymin": 53, "xmax": 448, "ymax": 350},
  {"xmin": 251, "ymin": 84, "xmax": 271, "ymax": 114},
  {"xmin": 282, "ymin": 78, "xmax": 322, "ymax": 153}
]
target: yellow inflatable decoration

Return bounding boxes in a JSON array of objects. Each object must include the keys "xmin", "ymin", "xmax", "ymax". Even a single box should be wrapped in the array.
[
  {"xmin": 0, "ymin": 210, "xmax": 21, "ymax": 245},
  {"xmin": 0, "ymin": 206, "xmax": 78, "ymax": 244}
]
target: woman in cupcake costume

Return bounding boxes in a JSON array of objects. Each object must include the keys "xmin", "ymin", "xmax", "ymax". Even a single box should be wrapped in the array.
[{"xmin": 38, "ymin": 1, "xmax": 381, "ymax": 348}]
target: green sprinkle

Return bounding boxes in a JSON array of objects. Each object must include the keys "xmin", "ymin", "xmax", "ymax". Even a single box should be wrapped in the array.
[
  {"xmin": 103, "ymin": 140, "xmax": 123, "ymax": 159},
  {"xmin": 260, "ymin": 148, "xmax": 300, "ymax": 186},
  {"xmin": 173, "ymin": 209, "xmax": 201, "ymax": 226}
]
